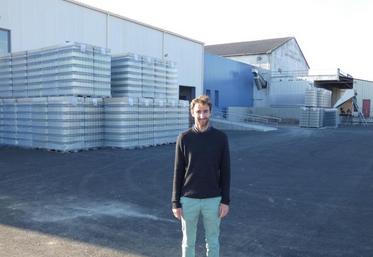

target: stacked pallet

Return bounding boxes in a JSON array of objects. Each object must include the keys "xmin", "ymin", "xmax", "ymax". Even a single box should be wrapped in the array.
[
  {"xmin": 104, "ymin": 97, "xmax": 189, "ymax": 149},
  {"xmin": 1, "ymin": 44, "xmax": 189, "ymax": 152},
  {"xmin": 111, "ymin": 53, "xmax": 178, "ymax": 100},
  {"xmin": 0, "ymin": 54, "xmax": 12, "ymax": 97},
  {"xmin": 300, "ymin": 88, "xmax": 337, "ymax": 128},
  {"xmin": 0, "ymin": 42, "xmax": 110, "ymax": 151},
  {"xmin": 0, "ymin": 97, "xmax": 103, "ymax": 151},
  {"xmin": 0, "ymin": 42, "xmax": 111, "ymax": 98}
]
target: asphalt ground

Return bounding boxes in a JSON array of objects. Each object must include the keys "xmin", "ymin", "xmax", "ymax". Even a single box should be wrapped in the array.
[{"xmin": 0, "ymin": 126, "xmax": 372, "ymax": 257}]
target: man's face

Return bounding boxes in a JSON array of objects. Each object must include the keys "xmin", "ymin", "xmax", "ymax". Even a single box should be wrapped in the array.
[{"xmin": 191, "ymin": 103, "xmax": 211, "ymax": 129}]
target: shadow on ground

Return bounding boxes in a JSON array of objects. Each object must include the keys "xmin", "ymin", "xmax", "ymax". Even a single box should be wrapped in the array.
[{"xmin": 0, "ymin": 126, "xmax": 373, "ymax": 257}]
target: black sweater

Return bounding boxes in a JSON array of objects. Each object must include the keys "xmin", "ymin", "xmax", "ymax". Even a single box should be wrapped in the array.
[{"xmin": 172, "ymin": 127, "xmax": 231, "ymax": 209}]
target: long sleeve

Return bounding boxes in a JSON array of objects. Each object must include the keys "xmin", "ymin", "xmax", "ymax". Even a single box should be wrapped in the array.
[
  {"xmin": 172, "ymin": 134, "xmax": 186, "ymax": 209},
  {"xmin": 219, "ymin": 134, "xmax": 231, "ymax": 205}
]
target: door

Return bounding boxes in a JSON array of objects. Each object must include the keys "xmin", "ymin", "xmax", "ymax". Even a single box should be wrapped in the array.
[
  {"xmin": 179, "ymin": 85, "xmax": 196, "ymax": 126},
  {"xmin": 362, "ymin": 99, "xmax": 370, "ymax": 118}
]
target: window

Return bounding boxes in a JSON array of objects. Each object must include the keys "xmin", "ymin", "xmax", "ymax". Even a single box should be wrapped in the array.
[
  {"xmin": 214, "ymin": 90, "xmax": 219, "ymax": 107},
  {"xmin": 0, "ymin": 28, "xmax": 11, "ymax": 55},
  {"xmin": 205, "ymin": 89, "xmax": 211, "ymax": 97}
]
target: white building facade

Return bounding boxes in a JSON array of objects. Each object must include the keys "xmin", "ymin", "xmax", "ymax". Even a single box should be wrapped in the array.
[
  {"xmin": 0, "ymin": 0, "xmax": 204, "ymax": 98},
  {"xmin": 206, "ymin": 37, "xmax": 310, "ymax": 108}
]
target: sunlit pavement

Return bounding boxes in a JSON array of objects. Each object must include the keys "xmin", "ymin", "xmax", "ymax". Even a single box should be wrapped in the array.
[{"xmin": 1, "ymin": 126, "xmax": 373, "ymax": 257}]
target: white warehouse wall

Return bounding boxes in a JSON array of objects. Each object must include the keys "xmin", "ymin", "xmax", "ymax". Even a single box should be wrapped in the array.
[
  {"xmin": 271, "ymin": 39, "xmax": 309, "ymax": 76},
  {"xmin": 0, "ymin": 0, "xmax": 204, "ymax": 95},
  {"xmin": 164, "ymin": 33, "xmax": 204, "ymax": 96},
  {"xmin": 354, "ymin": 79, "xmax": 373, "ymax": 116},
  {"xmin": 229, "ymin": 55, "xmax": 271, "ymax": 70}
]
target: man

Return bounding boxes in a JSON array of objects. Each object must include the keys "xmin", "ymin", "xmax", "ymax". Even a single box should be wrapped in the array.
[{"xmin": 172, "ymin": 95, "xmax": 231, "ymax": 257}]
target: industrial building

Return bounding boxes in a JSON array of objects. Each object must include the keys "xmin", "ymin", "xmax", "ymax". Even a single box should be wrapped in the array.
[
  {"xmin": 0, "ymin": 0, "xmax": 204, "ymax": 100},
  {"xmin": 0, "ymin": 0, "xmax": 200, "ymax": 151},
  {"xmin": 204, "ymin": 53, "xmax": 253, "ymax": 110},
  {"xmin": 206, "ymin": 37, "xmax": 310, "ymax": 108},
  {"xmin": 206, "ymin": 37, "xmax": 373, "ymax": 123}
]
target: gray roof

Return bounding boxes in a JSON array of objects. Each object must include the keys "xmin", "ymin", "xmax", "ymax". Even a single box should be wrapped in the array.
[{"xmin": 205, "ymin": 37, "xmax": 294, "ymax": 56}]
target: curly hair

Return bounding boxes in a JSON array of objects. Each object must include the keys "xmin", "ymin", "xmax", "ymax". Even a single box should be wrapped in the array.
[{"xmin": 190, "ymin": 95, "xmax": 212, "ymax": 111}]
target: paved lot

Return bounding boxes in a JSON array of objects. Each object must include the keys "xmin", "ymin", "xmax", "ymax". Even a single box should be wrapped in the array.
[{"xmin": 0, "ymin": 126, "xmax": 373, "ymax": 257}]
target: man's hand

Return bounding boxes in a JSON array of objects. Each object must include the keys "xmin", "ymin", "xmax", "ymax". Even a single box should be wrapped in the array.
[
  {"xmin": 172, "ymin": 208, "xmax": 183, "ymax": 220},
  {"xmin": 219, "ymin": 203, "xmax": 229, "ymax": 218}
]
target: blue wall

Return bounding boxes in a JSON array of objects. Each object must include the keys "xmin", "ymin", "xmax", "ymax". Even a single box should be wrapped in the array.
[{"xmin": 204, "ymin": 53, "xmax": 253, "ymax": 110}]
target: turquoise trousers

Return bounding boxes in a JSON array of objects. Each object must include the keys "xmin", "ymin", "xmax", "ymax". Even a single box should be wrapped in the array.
[{"xmin": 180, "ymin": 196, "xmax": 221, "ymax": 257}]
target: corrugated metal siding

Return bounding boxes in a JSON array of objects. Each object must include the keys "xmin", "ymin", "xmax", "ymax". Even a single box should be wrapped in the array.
[
  {"xmin": 271, "ymin": 39, "xmax": 309, "ymax": 76},
  {"xmin": 108, "ymin": 16, "xmax": 163, "ymax": 58},
  {"xmin": 229, "ymin": 55, "xmax": 270, "ymax": 70},
  {"xmin": 204, "ymin": 53, "xmax": 253, "ymax": 109},
  {"xmin": 0, "ymin": 0, "xmax": 204, "ymax": 95},
  {"xmin": 164, "ymin": 33, "xmax": 204, "ymax": 96},
  {"xmin": 269, "ymin": 78, "xmax": 311, "ymax": 107},
  {"xmin": 354, "ymin": 79, "xmax": 373, "ymax": 116}
]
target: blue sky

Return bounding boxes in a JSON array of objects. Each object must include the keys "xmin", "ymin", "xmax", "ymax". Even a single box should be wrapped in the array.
[{"xmin": 79, "ymin": 0, "xmax": 373, "ymax": 81}]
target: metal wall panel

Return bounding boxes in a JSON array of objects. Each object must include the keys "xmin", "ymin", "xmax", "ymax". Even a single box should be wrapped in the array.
[
  {"xmin": 269, "ymin": 78, "xmax": 311, "ymax": 107},
  {"xmin": 0, "ymin": 0, "xmax": 204, "ymax": 96},
  {"xmin": 204, "ymin": 53, "xmax": 253, "ymax": 109},
  {"xmin": 0, "ymin": 0, "xmax": 107, "ymax": 51},
  {"xmin": 271, "ymin": 39, "xmax": 309, "ymax": 76},
  {"xmin": 164, "ymin": 33, "xmax": 203, "ymax": 96},
  {"xmin": 107, "ymin": 16, "xmax": 163, "ymax": 58},
  {"xmin": 353, "ymin": 79, "xmax": 373, "ymax": 117}
]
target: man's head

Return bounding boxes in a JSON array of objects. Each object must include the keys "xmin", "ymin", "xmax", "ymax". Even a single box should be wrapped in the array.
[{"xmin": 190, "ymin": 95, "xmax": 212, "ymax": 130}]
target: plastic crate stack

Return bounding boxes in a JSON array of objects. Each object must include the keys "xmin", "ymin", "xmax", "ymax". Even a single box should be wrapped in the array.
[
  {"xmin": 84, "ymin": 98, "xmax": 104, "ymax": 149},
  {"xmin": 0, "ymin": 42, "xmax": 111, "ymax": 98},
  {"xmin": 104, "ymin": 97, "xmax": 139, "ymax": 148},
  {"xmin": 103, "ymin": 97, "xmax": 189, "ymax": 149},
  {"xmin": 300, "ymin": 88, "xmax": 337, "ymax": 128},
  {"xmin": 0, "ymin": 42, "xmax": 110, "ymax": 151},
  {"xmin": 0, "ymin": 54, "xmax": 12, "ymax": 97},
  {"xmin": 178, "ymin": 100, "xmax": 190, "ymax": 132},
  {"xmin": 111, "ymin": 53, "xmax": 178, "ymax": 100},
  {"xmin": 322, "ymin": 109, "xmax": 338, "ymax": 127},
  {"xmin": 111, "ymin": 54, "xmax": 143, "ymax": 98},
  {"xmin": 166, "ymin": 61, "xmax": 178, "ymax": 100},
  {"xmin": 153, "ymin": 99, "xmax": 167, "ymax": 145},
  {"xmin": 0, "ymin": 99, "xmax": 2, "ymax": 144},
  {"xmin": 107, "ymin": 52, "xmax": 185, "ymax": 149},
  {"xmin": 0, "ymin": 97, "xmax": 104, "ymax": 151}
]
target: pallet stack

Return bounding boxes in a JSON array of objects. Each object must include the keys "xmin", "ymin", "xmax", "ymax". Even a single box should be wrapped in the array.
[
  {"xmin": 0, "ymin": 42, "xmax": 110, "ymax": 151},
  {"xmin": 1, "ymin": 43, "xmax": 190, "ymax": 151},
  {"xmin": 300, "ymin": 88, "xmax": 337, "ymax": 128}
]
